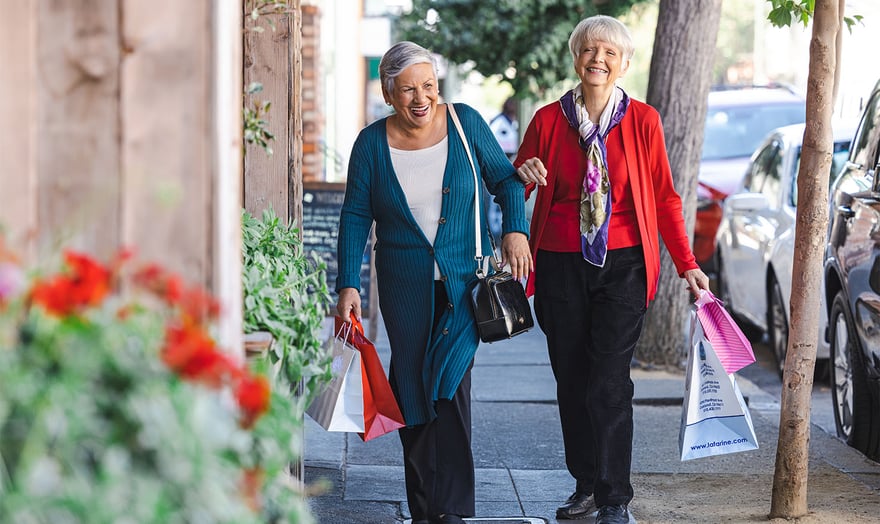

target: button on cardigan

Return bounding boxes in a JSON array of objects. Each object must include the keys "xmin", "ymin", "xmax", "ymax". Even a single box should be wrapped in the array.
[{"xmin": 336, "ymin": 103, "xmax": 529, "ymax": 425}]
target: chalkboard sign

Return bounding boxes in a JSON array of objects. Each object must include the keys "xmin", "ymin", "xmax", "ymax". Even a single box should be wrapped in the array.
[{"xmin": 302, "ymin": 182, "xmax": 372, "ymax": 316}]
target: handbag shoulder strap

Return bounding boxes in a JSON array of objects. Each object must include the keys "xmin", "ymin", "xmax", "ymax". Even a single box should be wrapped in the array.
[{"xmin": 447, "ymin": 102, "xmax": 485, "ymax": 276}]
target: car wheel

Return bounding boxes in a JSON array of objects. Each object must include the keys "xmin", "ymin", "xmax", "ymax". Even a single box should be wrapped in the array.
[
  {"xmin": 767, "ymin": 274, "xmax": 789, "ymax": 376},
  {"xmin": 829, "ymin": 291, "xmax": 879, "ymax": 460}
]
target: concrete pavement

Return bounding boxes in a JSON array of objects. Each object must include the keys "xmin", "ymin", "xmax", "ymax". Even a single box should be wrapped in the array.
[{"xmin": 303, "ymin": 308, "xmax": 880, "ymax": 523}]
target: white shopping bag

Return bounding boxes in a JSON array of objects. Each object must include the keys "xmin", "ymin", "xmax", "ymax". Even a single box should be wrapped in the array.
[
  {"xmin": 679, "ymin": 310, "xmax": 759, "ymax": 461},
  {"xmin": 306, "ymin": 325, "xmax": 365, "ymax": 433}
]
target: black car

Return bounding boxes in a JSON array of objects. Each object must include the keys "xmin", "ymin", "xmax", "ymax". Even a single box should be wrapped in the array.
[{"xmin": 824, "ymin": 78, "xmax": 880, "ymax": 462}]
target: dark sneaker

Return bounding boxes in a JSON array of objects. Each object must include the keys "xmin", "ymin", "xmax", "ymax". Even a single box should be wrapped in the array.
[
  {"xmin": 555, "ymin": 491, "xmax": 596, "ymax": 520},
  {"xmin": 596, "ymin": 504, "xmax": 629, "ymax": 524}
]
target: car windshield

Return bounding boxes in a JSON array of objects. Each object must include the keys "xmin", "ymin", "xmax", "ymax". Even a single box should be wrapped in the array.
[{"xmin": 702, "ymin": 103, "xmax": 806, "ymax": 161}]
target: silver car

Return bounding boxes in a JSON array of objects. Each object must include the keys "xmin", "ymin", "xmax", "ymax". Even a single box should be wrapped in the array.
[{"xmin": 714, "ymin": 121, "xmax": 856, "ymax": 375}]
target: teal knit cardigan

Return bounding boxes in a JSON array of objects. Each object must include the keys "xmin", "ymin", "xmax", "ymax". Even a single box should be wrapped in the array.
[{"xmin": 336, "ymin": 103, "xmax": 529, "ymax": 425}]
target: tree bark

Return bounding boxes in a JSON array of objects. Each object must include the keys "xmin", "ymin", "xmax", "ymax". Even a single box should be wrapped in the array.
[
  {"xmin": 770, "ymin": 0, "xmax": 841, "ymax": 518},
  {"xmin": 638, "ymin": 0, "xmax": 722, "ymax": 367}
]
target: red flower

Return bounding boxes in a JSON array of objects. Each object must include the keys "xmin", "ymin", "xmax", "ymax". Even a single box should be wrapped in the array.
[
  {"xmin": 161, "ymin": 323, "xmax": 239, "ymax": 386},
  {"xmin": 235, "ymin": 373, "xmax": 271, "ymax": 428},
  {"xmin": 240, "ymin": 467, "xmax": 264, "ymax": 511},
  {"xmin": 178, "ymin": 286, "xmax": 222, "ymax": 323},
  {"xmin": 31, "ymin": 250, "xmax": 112, "ymax": 316},
  {"xmin": 164, "ymin": 274, "xmax": 185, "ymax": 304},
  {"xmin": 133, "ymin": 263, "xmax": 180, "ymax": 302},
  {"xmin": 133, "ymin": 263, "xmax": 220, "ymax": 322}
]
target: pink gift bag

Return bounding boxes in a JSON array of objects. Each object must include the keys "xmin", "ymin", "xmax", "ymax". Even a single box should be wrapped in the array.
[{"xmin": 694, "ymin": 290, "xmax": 756, "ymax": 374}]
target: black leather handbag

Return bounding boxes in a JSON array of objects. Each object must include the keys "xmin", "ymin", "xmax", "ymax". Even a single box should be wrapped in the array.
[
  {"xmin": 448, "ymin": 103, "xmax": 534, "ymax": 343},
  {"xmin": 470, "ymin": 268, "xmax": 534, "ymax": 342}
]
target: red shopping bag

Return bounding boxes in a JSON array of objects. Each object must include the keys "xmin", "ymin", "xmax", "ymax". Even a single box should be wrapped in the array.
[
  {"xmin": 694, "ymin": 290, "xmax": 756, "ymax": 374},
  {"xmin": 335, "ymin": 314, "xmax": 406, "ymax": 441}
]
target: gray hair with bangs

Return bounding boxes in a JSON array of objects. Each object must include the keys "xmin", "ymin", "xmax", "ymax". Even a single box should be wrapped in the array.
[
  {"xmin": 568, "ymin": 15, "xmax": 634, "ymax": 62},
  {"xmin": 379, "ymin": 41, "xmax": 437, "ymax": 95}
]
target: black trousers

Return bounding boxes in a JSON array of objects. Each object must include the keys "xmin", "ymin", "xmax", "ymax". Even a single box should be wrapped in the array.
[
  {"xmin": 534, "ymin": 248, "xmax": 647, "ymax": 507},
  {"xmin": 390, "ymin": 281, "xmax": 475, "ymax": 520}
]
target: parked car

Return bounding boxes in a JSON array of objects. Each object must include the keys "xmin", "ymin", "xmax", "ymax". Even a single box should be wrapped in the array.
[
  {"xmin": 695, "ymin": 86, "xmax": 806, "ymax": 273},
  {"xmin": 824, "ymin": 78, "xmax": 880, "ymax": 462},
  {"xmin": 715, "ymin": 122, "xmax": 856, "ymax": 376}
]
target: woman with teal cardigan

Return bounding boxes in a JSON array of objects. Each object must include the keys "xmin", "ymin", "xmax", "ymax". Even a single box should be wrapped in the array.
[{"xmin": 335, "ymin": 42, "xmax": 532, "ymax": 524}]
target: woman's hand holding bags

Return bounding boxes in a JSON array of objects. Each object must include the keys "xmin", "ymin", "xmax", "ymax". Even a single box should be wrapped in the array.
[{"xmin": 306, "ymin": 313, "xmax": 406, "ymax": 441}]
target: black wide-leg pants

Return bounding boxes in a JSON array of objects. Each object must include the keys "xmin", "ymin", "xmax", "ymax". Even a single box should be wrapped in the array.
[
  {"xmin": 389, "ymin": 281, "xmax": 475, "ymax": 521},
  {"xmin": 534, "ymin": 247, "xmax": 647, "ymax": 507}
]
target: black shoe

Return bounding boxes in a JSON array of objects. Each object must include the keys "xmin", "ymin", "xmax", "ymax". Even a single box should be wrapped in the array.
[
  {"xmin": 430, "ymin": 514, "xmax": 465, "ymax": 524},
  {"xmin": 555, "ymin": 491, "xmax": 596, "ymax": 520},
  {"xmin": 596, "ymin": 504, "xmax": 629, "ymax": 524}
]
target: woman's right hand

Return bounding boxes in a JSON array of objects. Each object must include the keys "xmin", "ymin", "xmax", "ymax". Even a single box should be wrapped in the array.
[
  {"xmin": 336, "ymin": 287, "xmax": 362, "ymax": 321},
  {"xmin": 516, "ymin": 157, "xmax": 547, "ymax": 186}
]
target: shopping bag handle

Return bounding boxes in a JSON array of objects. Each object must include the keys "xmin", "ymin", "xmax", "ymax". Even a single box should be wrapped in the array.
[
  {"xmin": 335, "ymin": 318, "xmax": 353, "ymax": 341},
  {"xmin": 695, "ymin": 289, "xmax": 722, "ymax": 308},
  {"xmin": 348, "ymin": 311, "xmax": 366, "ymax": 338}
]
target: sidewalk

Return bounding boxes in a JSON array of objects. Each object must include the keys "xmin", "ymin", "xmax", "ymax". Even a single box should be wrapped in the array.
[{"xmin": 304, "ymin": 310, "xmax": 880, "ymax": 523}]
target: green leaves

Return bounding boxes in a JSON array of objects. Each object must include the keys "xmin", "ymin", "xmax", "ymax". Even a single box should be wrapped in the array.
[
  {"xmin": 245, "ymin": 0, "xmax": 293, "ymax": 33},
  {"xmin": 243, "ymin": 83, "xmax": 275, "ymax": 156},
  {"xmin": 767, "ymin": 0, "xmax": 812, "ymax": 27},
  {"xmin": 241, "ymin": 208, "xmax": 333, "ymax": 404},
  {"xmin": 394, "ymin": 0, "xmax": 642, "ymax": 98},
  {"xmin": 0, "ymin": 299, "xmax": 291, "ymax": 523},
  {"xmin": 766, "ymin": 0, "xmax": 863, "ymax": 34},
  {"xmin": 844, "ymin": 14, "xmax": 864, "ymax": 33}
]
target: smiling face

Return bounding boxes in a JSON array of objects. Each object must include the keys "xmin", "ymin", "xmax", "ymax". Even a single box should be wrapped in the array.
[
  {"xmin": 574, "ymin": 39, "xmax": 629, "ymax": 91},
  {"xmin": 383, "ymin": 62, "xmax": 439, "ymax": 132}
]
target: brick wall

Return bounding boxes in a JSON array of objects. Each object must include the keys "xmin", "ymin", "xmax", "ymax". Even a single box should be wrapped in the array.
[{"xmin": 301, "ymin": 4, "xmax": 322, "ymax": 182}]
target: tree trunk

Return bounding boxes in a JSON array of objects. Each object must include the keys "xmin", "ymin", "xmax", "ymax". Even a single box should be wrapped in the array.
[
  {"xmin": 770, "ymin": 0, "xmax": 841, "ymax": 518},
  {"xmin": 638, "ymin": 0, "xmax": 722, "ymax": 367}
]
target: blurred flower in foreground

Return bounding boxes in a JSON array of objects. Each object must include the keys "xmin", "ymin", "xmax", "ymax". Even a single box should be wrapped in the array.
[
  {"xmin": 0, "ymin": 243, "xmax": 310, "ymax": 523},
  {"xmin": 0, "ymin": 237, "xmax": 24, "ymax": 305},
  {"xmin": 0, "ymin": 261, "xmax": 25, "ymax": 305}
]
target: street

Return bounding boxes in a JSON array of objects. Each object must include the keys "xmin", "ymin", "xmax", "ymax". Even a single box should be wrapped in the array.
[{"xmin": 737, "ymin": 331, "xmax": 839, "ymax": 439}]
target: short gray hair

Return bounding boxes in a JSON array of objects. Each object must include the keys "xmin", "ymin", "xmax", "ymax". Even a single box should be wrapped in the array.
[
  {"xmin": 379, "ymin": 41, "xmax": 437, "ymax": 95},
  {"xmin": 568, "ymin": 15, "xmax": 634, "ymax": 62}
]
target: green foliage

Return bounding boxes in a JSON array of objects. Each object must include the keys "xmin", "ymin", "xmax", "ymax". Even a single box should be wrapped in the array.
[
  {"xmin": 714, "ymin": 0, "xmax": 756, "ymax": 85},
  {"xmin": 844, "ymin": 14, "xmax": 864, "ymax": 32},
  {"xmin": 0, "ymin": 253, "xmax": 312, "ymax": 524},
  {"xmin": 766, "ymin": 0, "xmax": 863, "ymax": 31},
  {"xmin": 394, "ymin": 0, "xmax": 644, "ymax": 98},
  {"xmin": 246, "ymin": 0, "xmax": 294, "ymax": 33},
  {"xmin": 767, "ymin": 0, "xmax": 814, "ymax": 27},
  {"xmin": 244, "ymin": 82, "xmax": 275, "ymax": 156},
  {"xmin": 241, "ymin": 207, "xmax": 332, "ymax": 402}
]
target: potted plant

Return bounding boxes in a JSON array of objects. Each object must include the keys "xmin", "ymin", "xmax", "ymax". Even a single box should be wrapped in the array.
[{"xmin": 241, "ymin": 207, "xmax": 332, "ymax": 402}]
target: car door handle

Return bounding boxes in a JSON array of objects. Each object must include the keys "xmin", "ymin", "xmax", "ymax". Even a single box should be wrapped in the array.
[{"xmin": 837, "ymin": 205, "xmax": 855, "ymax": 219}]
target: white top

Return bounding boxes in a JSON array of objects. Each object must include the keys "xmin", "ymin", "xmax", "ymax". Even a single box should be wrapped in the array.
[{"xmin": 390, "ymin": 136, "xmax": 448, "ymax": 279}]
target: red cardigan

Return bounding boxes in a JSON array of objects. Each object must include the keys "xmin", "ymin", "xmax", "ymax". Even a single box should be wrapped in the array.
[{"xmin": 515, "ymin": 98, "xmax": 698, "ymax": 304}]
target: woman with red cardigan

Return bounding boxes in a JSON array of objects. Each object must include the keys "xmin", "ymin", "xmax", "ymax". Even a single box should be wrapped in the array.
[{"xmin": 514, "ymin": 15, "xmax": 709, "ymax": 524}]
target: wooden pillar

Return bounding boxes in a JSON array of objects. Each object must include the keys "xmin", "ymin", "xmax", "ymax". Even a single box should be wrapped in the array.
[
  {"xmin": 213, "ymin": 0, "xmax": 245, "ymax": 351},
  {"xmin": 243, "ymin": 4, "xmax": 292, "ymax": 224},
  {"xmin": 121, "ymin": 0, "xmax": 211, "ymax": 280},
  {"xmin": 0, "ymin": 0, "xmax": 243, "ymax": 353},
  {"xmin": 241, "ymin": 0, "xmax": 304, "ymax": 230},
  {"xmin": 0, "ymin": 1, "xmax": 37, "ymax": 257},
  {"xmin": 290, "ymin": 0, "xmax": 304, "ymax": 229}
]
